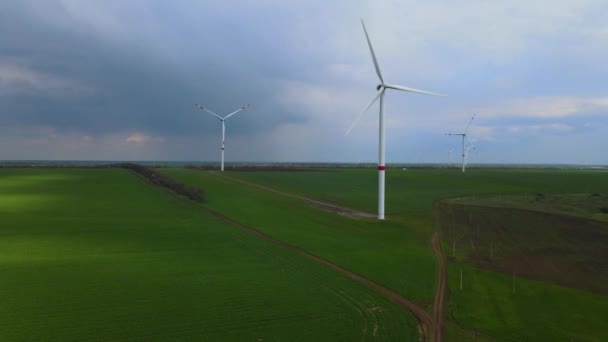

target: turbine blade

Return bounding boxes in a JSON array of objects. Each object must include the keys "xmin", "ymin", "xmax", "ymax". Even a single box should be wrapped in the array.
[
  {"xmin": 195, "ymin": 104, "xmax": 223, "ymax": 120},
  {"xmin": 361, "ymin": 19, "xmax": 384, "ymax": 84},
  {"xmin": 464, "ymin": 113, "xmax": 476, "ymax": 134},
  {"xmin": 224, "ymin": 104, "xmax": 250, "ymax": 120},
  {"xmin": 345, "ymin": 89, "xmax": 383, "ymax": 136},
  {"xmin": 464, "ymin": 142, "xmax": 475, "ymax": 166},
  {"xmin": 465, "ymin": 135, "xmax": 474, "ymax": 148},
  {"xmin": 385, "ymin": 84, "xmax": 445, "ymax": 96}
]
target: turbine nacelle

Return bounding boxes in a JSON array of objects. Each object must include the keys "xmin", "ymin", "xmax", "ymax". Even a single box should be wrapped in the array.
[{"xmin": 446, "ymin": 114, "xmax": 477, "ymax": 173}]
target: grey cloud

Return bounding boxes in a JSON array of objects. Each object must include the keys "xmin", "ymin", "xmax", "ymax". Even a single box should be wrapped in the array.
[
  {"xmin": 0, "ymin": 0, "xmax": 308, "ymax": 139},
  {"xmin": 1, "ymin": 0, "xmax": 607, "ymax": 163}
]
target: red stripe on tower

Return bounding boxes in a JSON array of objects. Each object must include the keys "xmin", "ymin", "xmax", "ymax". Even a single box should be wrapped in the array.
[{"xmin": 378, "ymin": 166, "xmax": 386, "ymax": 171}]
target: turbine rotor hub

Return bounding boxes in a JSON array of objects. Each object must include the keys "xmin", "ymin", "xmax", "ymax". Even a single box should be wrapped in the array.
[{"xmin": 376, "ymin": 84, "xmax": 382, "ymax": 91}]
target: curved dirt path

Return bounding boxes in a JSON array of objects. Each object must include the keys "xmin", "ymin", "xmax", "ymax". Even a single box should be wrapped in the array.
[
  {"xmin": 214, "ymin": 173, "xmax": 443, "ymax": 339},
  {"xmin": 151, "ymin": 170, "xmax": 439, "ymax": 340},
  {"xmin": 199, "ymin": 205, "xmax": 432, "ymax": 340},
  {"xmin": 431, "ymin": 232, "xmax": 446, "ymax": 342}
]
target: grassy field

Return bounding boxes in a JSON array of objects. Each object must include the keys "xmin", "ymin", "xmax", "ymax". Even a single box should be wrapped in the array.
[
  {"xmin": 446, "ymin": 263, "xmax": 607, "ymax": 341},
  {"xmin": 170, "ymin": 167, "xmax": 608, "ymax": 341},
  {"xmin": 0, "ymin": 168, "xmax": 418, "ymax": 341},
  {"xmin": 227, "ymin": 167, "xmax": 608, "ymax": 215},
  {"xmin": 163, "ymin": 169, "xmax": 439, "ymax": 308}
]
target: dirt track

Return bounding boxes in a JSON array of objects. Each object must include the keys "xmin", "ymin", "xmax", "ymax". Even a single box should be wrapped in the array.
[
  {"xmin": 140, "ymin": 170, "xmax": 444, "ymax": 341},
  {"xmin": 216, "ymin": 173, "xmax": 450, "ymax": 340},
  {"xmin": 218, "ymin": 174, "xmax": 376, "ymax": 219},
  {"xmin": 431, "ymin": 232, "xmax": 446, "ymax": 342},
  {"xmin": 200, "ymin": 205, "xmax": 433, "ymax": 340}
]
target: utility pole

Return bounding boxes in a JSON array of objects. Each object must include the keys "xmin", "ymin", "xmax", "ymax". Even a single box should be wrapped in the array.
[{"xmin": 460, "ymin": 269, "xmax": 463, "ymax": 291}]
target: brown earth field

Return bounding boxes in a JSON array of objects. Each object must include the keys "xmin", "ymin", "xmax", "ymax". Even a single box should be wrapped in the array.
[
  {"xmin": 186, "ymin": 166, "xmax": 329, "ymax": 172},
  {"xmin": 435, "ymin": 202, "xmax": 608, "ymax": 295}
]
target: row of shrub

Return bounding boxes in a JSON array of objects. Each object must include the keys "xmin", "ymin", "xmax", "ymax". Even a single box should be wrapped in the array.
[{"xmin": 118, "ymin": 163, "xmax": 205, "ymax": 202}]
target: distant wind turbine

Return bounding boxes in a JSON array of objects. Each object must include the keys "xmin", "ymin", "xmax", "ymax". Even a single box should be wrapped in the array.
[
  {"xmin": 345, "ymin": 19, "xmax": 445, "ymax": 220},
  {"xmin": 195, "ymin": 103, "xmax": 249, "ymax": 172},
  {"xmin": 446, "ymin": 114, "xmax": 476, "ymax": 173}
]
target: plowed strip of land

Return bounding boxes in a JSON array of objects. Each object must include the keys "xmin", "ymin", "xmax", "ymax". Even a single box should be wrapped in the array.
[
  {"xmin": 219, "ymin": 173, "xmax": 376, "ymax": 219},
  {"xmin": 202, "ymin": 206, "xmax": 432, "ymax": 340},
  {"xmin": 431, "ymin": 232, "xmax": 446, "ymax": 342},
  {"xmin": 138, "ymin": 171, "xmax": 433, "ymax": 340},
  {"xmin": 211, "ymin": 173, "xmax": 445, "ymax": 340}
]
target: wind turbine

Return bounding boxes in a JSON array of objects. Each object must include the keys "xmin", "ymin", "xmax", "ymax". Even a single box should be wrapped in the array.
[
  {"xmin": 195, "ymin": 103, "xmax": 249, "ymax": 172},
  {"xmin": 345, "ymin": 19, "xmax": 445, "ymax": 220},
  {"xmin": 446, "ymin": 114, "xmax": 476, "ymax": 173}
]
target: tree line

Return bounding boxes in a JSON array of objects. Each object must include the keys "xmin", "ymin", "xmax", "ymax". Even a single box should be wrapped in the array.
[{"xmin": 118, "ymin": 163, "xmax": 205, "ymax": 202}]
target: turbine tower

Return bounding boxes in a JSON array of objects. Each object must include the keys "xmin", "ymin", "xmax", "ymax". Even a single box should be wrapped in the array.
[
  {"xmin": 345, "ymin": 19, "xmax": 445, "ymax": 220},
  {"xmin": 195, "ymin": 103, "xmax": 249, "ymax": 172},
  {"xmin": 446, "ymin": 114, "xmax": 476, "ymax": 173}
]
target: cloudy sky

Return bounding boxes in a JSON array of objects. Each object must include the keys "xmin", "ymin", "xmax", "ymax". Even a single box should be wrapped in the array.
[{"xmin": 1, "ymin": 0, "xmax": 607, "ymax": 164}]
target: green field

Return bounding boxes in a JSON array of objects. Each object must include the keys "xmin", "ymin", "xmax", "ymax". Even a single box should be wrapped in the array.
[
  {"xmin": 164, "ymin": 169, "xmax": 439, "ymax": 307},
  {"xmin": 0, "ymin": 168, "xmax": 418, "ymax": 341},
  {"xmin": 226, "ymin": 168, "xmax": 608, "ymax": 215},
  {"xmin": 446, "ymin": 263, "xmax": 607, "ymax": 341},
  {"xmin": 165, "ymin": 167, "xmax": 608, "ymax": 341},
  {"xmin": 3, "ymin": 166, "xmax": 607, "ymax": 341}
]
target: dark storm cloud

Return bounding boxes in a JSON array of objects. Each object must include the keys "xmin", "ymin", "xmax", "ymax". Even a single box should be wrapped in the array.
[{"xmin": 0, "ymin": 0, "xmax": 306, "ymax": 138}]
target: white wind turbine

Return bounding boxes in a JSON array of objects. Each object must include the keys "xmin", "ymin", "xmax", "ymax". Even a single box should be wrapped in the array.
[
  {"xmin": 446, "ymin": 114, "xmax": 476, "ymax": 173},
  {"xmin": 345, "ymin": 19, "xmax": 445, "ymax": 220},
  {"xmin": 195, "ymin": 103, "xmax": 249, "ymax": 172}
]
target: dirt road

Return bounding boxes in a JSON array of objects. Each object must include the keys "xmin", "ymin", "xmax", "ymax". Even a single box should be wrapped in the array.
[
  {"xmin": 197, "ymin": 204, "xmax": 432, "ymax": 339},
  {"xmin": 146, "ymin": 171, "xmax": 445, "ymax": 340},
  {"xmin": 431, "ymin": 232, "xmax": 447, "ymax": 342},
  {"xmin": 218, "ymin": 174, "xmax": 376, "ymax": 219},
  {"xmin": 217, "ymin": 173, "xmax": 450, "ymax": 341}
]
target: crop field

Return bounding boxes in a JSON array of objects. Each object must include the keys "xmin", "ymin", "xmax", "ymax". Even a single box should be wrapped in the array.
[
  {"xmin": 0, "ymin": 168, "xmax": 418, "ymax": 341},
  {"xmin": 446, "ymin": 263, "xmax": 607, "ymax": 341},
  {"xmin": 163, "ymin": 168, "xmax": 439, "ymax": 307},
  {"xmin": 165, "ymin": 167, "xmax": 608, "ymax": 341},
  {"xmin": 225, "ymin": 167, "xmax": 608, "ymax": 215},
  {"xmin": 2, "ymin": 166, "xmax": 607, "ymax": 341}
]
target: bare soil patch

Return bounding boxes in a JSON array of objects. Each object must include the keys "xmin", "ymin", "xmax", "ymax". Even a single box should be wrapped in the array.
[
  {"xmin": 437, "ymin": 201, "xmax": 608, "ymax": 294},
  {"xmin": 430, "ymin": 231, "xmax": 447, "ymax": 342}
]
